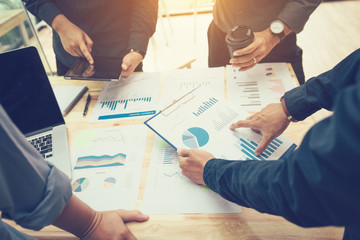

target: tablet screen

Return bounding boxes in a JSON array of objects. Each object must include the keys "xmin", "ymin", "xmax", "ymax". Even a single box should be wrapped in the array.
[{"xmin": 64, "ymin": 57, "xmax": 122, "ymax": 81}]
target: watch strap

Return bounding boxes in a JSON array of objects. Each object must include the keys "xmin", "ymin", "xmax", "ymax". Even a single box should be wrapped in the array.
[
  {"xmin": 129, "ymin": 49, "xmax": 145, "ymax": 58},
  {"xmin": 280, "ymin": 96, "xmax": 298, "ymax": 122}
]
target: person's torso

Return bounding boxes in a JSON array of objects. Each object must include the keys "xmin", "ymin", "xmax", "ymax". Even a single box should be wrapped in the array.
[
  {"xmin": 53, "ymin": 0, "xmax": 133, "ymax": 65},
  {"xmin": 213, "ymin": 0, "xmax": 289, "ymax": 33}
]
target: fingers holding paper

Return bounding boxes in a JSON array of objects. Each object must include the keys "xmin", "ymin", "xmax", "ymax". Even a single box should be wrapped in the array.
[
  {"xmin": 178, "ymin": 148, "xmax": 214, "ymax": 186},
  {"xmin": 230, "ymin": 103, "xmax": 290, "ymax": 156}
]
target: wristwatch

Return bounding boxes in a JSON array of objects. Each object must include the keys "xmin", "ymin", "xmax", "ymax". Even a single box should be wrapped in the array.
[
  {"xmin": 280, "ymin": 96, "xmax": 298, "ymax": 122},
  {"xmin": 270, "ymin": 20, "xmax": 285, "ymax": 41},
  {"xmin": 129, "ymin": 49, "xmax": 146, "ymax": 58}
]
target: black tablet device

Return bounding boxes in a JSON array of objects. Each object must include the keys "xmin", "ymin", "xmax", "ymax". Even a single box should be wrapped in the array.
[{"xmin": 64, "ymin": 57, "xmax": 122, "ymax": 81}]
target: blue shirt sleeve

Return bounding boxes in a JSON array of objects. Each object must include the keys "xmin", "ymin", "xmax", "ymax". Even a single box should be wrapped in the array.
[
  {"xmin": 203, "ymin": 49, "xmax": 360, "ymax": 228},
  {"xmin": 0, "ymin": 105, "xmax": 72, "ymax": 238},
  {"xmin": 284, "ymin": 48, "xmax": 360, "ymax": 121}
]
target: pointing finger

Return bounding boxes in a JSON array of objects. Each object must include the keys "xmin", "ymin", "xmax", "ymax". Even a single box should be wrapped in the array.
[
  {"xmin": 79, "ymin": 42, "xmax": 94, "ymax": 64},
  {"xmin": 255, "ymin": 134, "xmax": 273, "ymax": 156},
  {"xmin": 230, "ymin": 119, "xmax": 253, "ymax": 130}
]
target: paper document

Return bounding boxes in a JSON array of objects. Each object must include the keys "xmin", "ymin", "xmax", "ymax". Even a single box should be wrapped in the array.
[
  {"xmin": 141, "ymin": 136, "xmax": 241, "ymax": 214},
  {"xmin": 145, "ymin": 87, "xmax": 296, "ymax": 161},
  {"xmin": 70, "ymin": 125, "xmax": 148, "ymax": 211},
  {"xmin": 227, "ymin": 63, "xmax": 296, "ymax": 111},
  {"xmin": 160, "ymin": 67, "xmax": 225, "ymax": 107},
  {"xmin": 90, "ymin": 72, "xmax": 160, "ymax": 122}
]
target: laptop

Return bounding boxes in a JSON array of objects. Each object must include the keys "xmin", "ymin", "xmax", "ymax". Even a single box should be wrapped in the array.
[
  {"xmin": 64, "ymin": 57, "xmax": 122, "ymax": 81},
  {"xmin": 0, "ymin": 47, "xmax": 72, "ymax": 178}
]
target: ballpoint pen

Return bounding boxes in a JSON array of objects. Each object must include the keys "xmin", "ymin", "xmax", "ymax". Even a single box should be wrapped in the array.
[{"xmin": 83, "ymin": 93, "xmax": 91, "ymax": 116}]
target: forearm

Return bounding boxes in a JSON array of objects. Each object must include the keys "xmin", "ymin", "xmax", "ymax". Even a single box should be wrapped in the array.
[
  {"xmin": 128, "ymin": 0, "xmax": 158, "ymax": 54},
  {"xmin": 23, "ymin": 0, "xmax": 62, "ymax": 27},
  {"xmin": 278, "ymin": 0, "xmax": 322, "ymax": 33},
  {"xmin": 204, "ymin": 80, "xmax": 360, "ymax": 227},
  {"xmin": 52, "ymin": 195, "xmax": 96, "ymax": 238},
  {"xmin": 284, "ymin": 49, "xmax": 360, "ymax": 121}
]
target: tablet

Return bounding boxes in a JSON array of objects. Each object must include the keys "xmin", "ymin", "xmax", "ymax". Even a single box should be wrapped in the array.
[{"xmin": 64, "ymin": 57, "xmax": 122, "ymax": 81}]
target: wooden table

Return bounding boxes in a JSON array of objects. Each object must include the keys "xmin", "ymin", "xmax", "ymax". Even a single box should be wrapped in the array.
[
  {"xmin": 4, "ymin": 67, "xmax": 344, "ymax": 239},
  {"xmin": 0, "ymin": 9, "xmax": 30, "ymax": 46}
]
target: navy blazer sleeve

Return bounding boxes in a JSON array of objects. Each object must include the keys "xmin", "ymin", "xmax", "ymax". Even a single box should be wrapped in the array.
[{"xmin": 203, "ymin": 49, "xmax": 360, "ymax": 228}]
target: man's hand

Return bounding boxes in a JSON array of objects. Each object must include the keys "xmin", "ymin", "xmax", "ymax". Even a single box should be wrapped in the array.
[
  {"xmin": 230, "ymin": 21, "xmax": 291, "ymax": 71},
  {"xmin": 178, "ymin": 148, "xmax": 214, "ymax": 186},
  {"xmin": 52, "ymin": 14, "xmax": 94, "ymax": 64},
  {"xmin": 230, "ymin": 29, "xmax": 279, "ymax": 71},
  {"xmin": 82, "ymin": 210, "xmax": 149, "ymax": 240},
  {"xmin": 121, "ymin": 51, "xmax": 143, "ymax": 78},
  {"xmin": 230, "ymin": 103, "xmax": 290, "ymax": 156}
]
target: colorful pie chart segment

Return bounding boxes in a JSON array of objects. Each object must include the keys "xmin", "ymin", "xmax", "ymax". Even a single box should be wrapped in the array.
[
  {"xmin": 103, "ymin": 177, "xmax": 116, "ymax": 188},
  {"xmin": 72, "ymin": 177, "xmax": 89, "ymax": 192},
  {"xmin": 182, "ymin": 127, "xmax": 209, "ymax": 148}
]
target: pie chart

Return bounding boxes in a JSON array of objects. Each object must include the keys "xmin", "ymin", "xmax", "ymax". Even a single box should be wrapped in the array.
[
  {"xmin": 182, "ymin": 127, "xmax": 209, "ymax": 148},
  {"xmin": 103, "ymin": 177, "xmax": 116, "ymax": 188},
  {"xmin": 72, "ymin": 177, "xmax": 89, "ymax": 193}
]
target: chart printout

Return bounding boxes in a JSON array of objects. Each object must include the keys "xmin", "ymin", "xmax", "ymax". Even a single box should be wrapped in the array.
[
  {"xmin": 141, "ymin": 136, "xmax": 241, "ymax": 214},
  {"xmin": 70, "ymin": 125, "xmax": 148, "ymax": 211},
  {"xmin": 160, "ymin": 67, "xmax": 225, "ymax": 108},
  {"xmin": 145, "ymin": 87, "xmax": 295, "ymax": 162},
  {"xmin": 90, "ymin": 72, "xmax": 160, "ymax": 122},
  {"xmin": 227, "ymin": 63, "xmax": 297, "ymax": 112}
]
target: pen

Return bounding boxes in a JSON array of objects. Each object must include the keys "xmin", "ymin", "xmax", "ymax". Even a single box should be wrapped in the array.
[{"xmin": 83, "ymin": 93, "xmax": 91, "ymax": 116}]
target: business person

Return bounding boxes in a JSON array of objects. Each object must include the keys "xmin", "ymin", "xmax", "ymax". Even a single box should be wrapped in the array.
[
  {"xmin": 179, "ymin": 49, "xmax": 360, "ymax": 239},
  {"xmin": 0, "ymin": 105, "xmax": 148, "ymax": 240},
  {"xmin": 209, "ymin": 0, "xmax": 322, "ymax": 84},
  {"xmin": 23, "ymin": 0, "xmax": 158, "ymax": 77}
]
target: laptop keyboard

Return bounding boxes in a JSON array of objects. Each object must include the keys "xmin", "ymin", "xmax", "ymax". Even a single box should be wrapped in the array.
[{"xmin": 29, "ymin": 134, "xmax": 53, "ymax": 159}]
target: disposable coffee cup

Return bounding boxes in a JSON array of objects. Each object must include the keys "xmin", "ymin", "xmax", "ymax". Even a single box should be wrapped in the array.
[{"xmin": 225, "ymin": 25, "xmax": 254, "ymax": 58}]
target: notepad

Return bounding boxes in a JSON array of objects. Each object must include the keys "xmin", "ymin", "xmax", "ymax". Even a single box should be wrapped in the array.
[{"xmin": 53, "ymin": 86, "xmax": 88, "ymax": 116}]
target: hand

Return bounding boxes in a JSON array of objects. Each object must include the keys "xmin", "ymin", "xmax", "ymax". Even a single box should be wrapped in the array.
[
  {"xmin": 82, "ymin": 209, "xmax": 149, "ymax": 240},
  {"xmin": 230, "ymin": 103, "xmax": 290, "ymax": 156},
  {"xmin": 82, "ymin": 64, "xmax": 95, "ymax": 77},
  {"xmin": 121, "ymin": 51, "xmax": 143, "ymax": 78},
  {"xmin": 230, "ymin": 29, "xmax": 279, "ymax": 71},
  {"xmin": 52, "ymin": 14, "xmax": 94, "ymax": 64},
  {"xmin": 178, "ymin": 148, "xmax": 215, "ymax": 186}
]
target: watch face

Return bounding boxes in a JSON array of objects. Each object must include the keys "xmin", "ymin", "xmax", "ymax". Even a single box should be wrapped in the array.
[{"xmin": 270, "ymin": 21, "xmax": 284, "ymax": 34}]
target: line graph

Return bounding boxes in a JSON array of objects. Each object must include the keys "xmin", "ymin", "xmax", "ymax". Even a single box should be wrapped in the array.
[{"xmin": 74, "ymin": 153, "xmax": 126, "ymax": 170}]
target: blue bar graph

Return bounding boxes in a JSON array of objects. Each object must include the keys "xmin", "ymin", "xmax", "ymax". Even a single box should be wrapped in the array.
[
  {"xmin": 100, "ymin": 97, "xmax": 152, "ymax": 111},
  {"xmin": 193, "ymin": 97, "xmax": 218, "ymax": 117},
  {"xmin": 163, "ymin": 148, "xmax": 177, "ymax": 165},
  {"xmin": 236, "ymin": 138, "xmax": 283, "ymax": 160}
]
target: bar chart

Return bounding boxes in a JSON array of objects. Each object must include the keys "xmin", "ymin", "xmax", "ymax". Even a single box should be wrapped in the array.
[
  {"xmin": 227, "ymin": 63, "xmax": 296, "ymax": 111},
  {"xmin": 235, "ymin": 137, "xmax": 284, "ymax": 160},
  {"xmin": 192, "ymin": 97, "xmax": 218, "ymax": 117},
  {"xmin": 100, "ymin": 97, "xmax": 152, "ymax": 111},
  {"xmin": 163, "ymin": 147, "xmax": 178, "ymax": 165},
  {"xmin": 91, "ymin": 72, "xmax": 160, "ymax": 122}
]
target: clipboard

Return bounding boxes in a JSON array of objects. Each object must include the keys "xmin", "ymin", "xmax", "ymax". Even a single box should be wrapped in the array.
[
  {"xmin": 145, "ymin": 86, "xmax": 199, "ymax": 150},
  {"xmin": 145, "ymin": 86, "xmax": 297, "ymax": 160}
]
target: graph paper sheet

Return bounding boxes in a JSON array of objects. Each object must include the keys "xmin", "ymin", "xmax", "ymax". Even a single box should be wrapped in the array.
[
  {"xmin": 145, "ymin": 86, "xmax": 296, "ymax": 161},
  {"xmin": 70, "ymin": 125, "xmax": 148, "ymax": 211},
  {"xmin": 90, "ymin": 72, "xmax": 160, "ymax": 122},
  {"xmin": 227, "ymin": 63, "xmax": 297, "ymax": 112},
  {"xmin": 159, "ymin": 67, "xmax": 225, "ymax": 108},
  {"xmin": 141, "ymin": 136, "xmax": 241, "ymax": 214}
]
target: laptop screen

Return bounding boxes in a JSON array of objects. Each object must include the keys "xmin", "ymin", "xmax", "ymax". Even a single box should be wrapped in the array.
[{"xmin": 0, "ymin": 47, "xmax": 64, "ymax": 136}]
